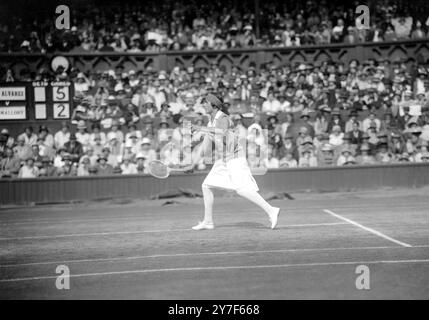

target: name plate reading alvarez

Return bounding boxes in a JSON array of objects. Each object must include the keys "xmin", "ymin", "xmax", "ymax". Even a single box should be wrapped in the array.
[
  {"xmin": 0, "ymin": 87, "xmax": 26, "ymax": 101},
  {"xmin": 0, "ymin": 106, "xmax": 27, "ymax": 120}
]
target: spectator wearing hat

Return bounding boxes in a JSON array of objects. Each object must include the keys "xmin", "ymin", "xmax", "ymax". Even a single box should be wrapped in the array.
[
  {"xmin": 337, "ymin": 134, "xmax": 357, "ymax": 157},
  {"xmin": 314, "ymin": 106, "xmax": 331, "ymax": 135},
  {"xmin": 99, "ymin": 146, "xmax": 118, "ymax": 167},
  {"xmin": 121, "ymin": 139, "xmax": 138, "ymax": 162},
  {"xmin": 96, "ymin": 156, "xmax": 114, "ymax": 175},
  {"xmin": 157, "ymin": 117, "xmax": 173, "ymax": 148},
  {"xmin": 348, "ymin": 121, "xmax": 364, "ymax": 147},
  {"xmin": 17, "ymin": 126, "xmax": 38, "ymax": 147},
  {"xmin": 77, "ymin": 156, "xmax": 92, "ymax": 176},
  {"xmin": 267, "ymin": 115, "xmax": 282, "ymax": 136},
  {"xmin": 38, "ymin": 125, "xmax": 54, "ymax": 149},
  {"xmin": 279, "ymin": 150, "xmax": 298, "ymax": 168},
  {"xmin": 362, "ymin": 110, "xmax": 381, "ymax": 133},
  {"xmin": 18, "ymin": 157, "xmax": 39, "ymax": 178},
  {"xmin": 157, "ymin": 103, "xmax": 173, "ymax": 119},
  {"xmin": 52, "ymin": 147, "xmax": 66, "ymax": 168},
  {"xmin": 329, "ymin": 125, "xmax": 344, "ymax": 148},
  {"xmin": 414, "ymin": 141, "xmax": 429, "ymax": 162},
  {"xmin": 337, "ymin": 146, "xmax": 356, "ymax": 166},
  {"xmin": 313, "ymin": 132, "xmax": 330, "ymax": 151},
  {"xmin": 89, "ymin": 123, "xmax": 106, "ymax": 146},
  {"xmin": 317, "ymin": 143, "xmax": 336, "ymax": 167},
  {"xmin": 13, "ymin": 135, "xmax": 32, "ymax": 163},
  {"xmin": 388, "ymin": 131, "xmax": 406, "ymax": 155},
  {"xmin": 64, "ymin": 134, "xmax": 84, "ymax": 163},
  {"xmin": 262, "ymin": 91, "xmax": 281, "ymax": 115},
  {"xmin": 375, "ymin": 143, "xmax": 393, "ymax": 164},
  {"xmin": 123, "ymin": 103, "xmax": 140, "ymax": 126},
  {"xmin": 405, "ymin": 127, "xmax": 423, "ymax": 154},
  {"xmin": 58, "ymin": 154, "xmax": 77, "ymax": 176},
  {"xmin": 395, "ymin": 152, "xmax": 411, "ymax": 163},
  {"xmin": 295, "ymin": 126, "xmax": 311, "ymax": 147},
  {"xmin": 54, "ymin": 122, "xmax": 71, "ymax": 149},
  {"xmin": 71, "ymin": 104, "xmax": 89, "ymax": 124},
  {"xmin": 125, "ymin": 123, "xmax": 143, "ymax": 145},
  {"xmin": 39, "ymin": 157, "xmax": 57, "ymax": 177},
  {"xmin": 1, "ymin": 128, "xmax": 15, "ymax": 148},
  {"xmin": 120, "ymin": 155, "xmax": 138, "ymax": 175},
  {"xmin": 380, "ymin": 109, "xmax": 398, "ymax": 132},
  {"xmin": 75, "ymin": 120, "xmax": 91, "ymax": 149},
  {"xmin": 344, "ymin": 110, "xmax": 361, "ymax": 133},
  {"xmin": 135, "ymin": 152, "xmax": 147, "ymax": 174},
  {"xmin": 355, "ymin": 144, "xmax": 376, "ymax": 165},
  {"xmin": 298, "ymin": 145, "xmax": 318, "ymax": 167},
  {"xmin": 107, "ymin": 120, "xmax": 125, "ymax": 144},
  {"xmin": 0, "ymin": 148, "xmax": 21, "ymax": 178},
  {"xmin": 30, "ymin": 144, "xmax": 44, "ymax": 166},
  {"xmin": 298, "ymin": 135, "xmax": 315, "ymax": 158},
  {"xmin": 327, "ymin": 108, "xmax": 344, "ymax": 133},
  {"xmin": 420, "ymin": 151, "xmax": 429, "ymax": 163}
]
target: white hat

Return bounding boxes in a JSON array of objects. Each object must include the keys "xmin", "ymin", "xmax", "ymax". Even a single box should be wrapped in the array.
[
  {"xmin": 107, "ymin": 132, "xmax": 118, "ymax": 141},
  {"xmin": 114, "ymin": 83, "xmax": 124, "ymax": 92},
  {"xmin": 75, "ymin": 105, "xmax": 86, "ymax": 113},
  {"xmin": 136, "ymin": 152, "xmax": 146, "ymax": 159},
  {"xmin": 141, "ymin": 137, "xmax": 151, "ymax": 145}
]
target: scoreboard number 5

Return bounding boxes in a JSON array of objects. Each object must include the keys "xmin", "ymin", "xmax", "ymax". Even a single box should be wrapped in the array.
[
  {"xmin": 53, "ymin": 103, "xmax": 70, "ymax": 119},
  {"xmin": 53, "ymin": 86, "xmax": 69, "ymax": 101}
]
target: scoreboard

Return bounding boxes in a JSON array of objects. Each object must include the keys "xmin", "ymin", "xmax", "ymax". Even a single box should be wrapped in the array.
[{"xmin": 0, "ymin": 81, "xmax": 74, "ymax": 122}]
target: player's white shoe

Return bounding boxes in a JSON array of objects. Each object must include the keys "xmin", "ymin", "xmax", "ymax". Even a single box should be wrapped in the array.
[
  {"xmin": 269, "ymin": 207, "xmax": 280, "ymax": 229},
  {"xmin": 192, "ymin": 221, "xmax": 214, "ymax": 230}
]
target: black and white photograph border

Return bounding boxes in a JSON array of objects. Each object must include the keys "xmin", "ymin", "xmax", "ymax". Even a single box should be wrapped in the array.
[{"xmin": 0, "ymin": 0, "xmax": 428, "ymax": 302}]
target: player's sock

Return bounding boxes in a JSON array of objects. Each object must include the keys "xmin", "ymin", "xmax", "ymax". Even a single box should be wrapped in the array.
[
  {"xmin": 202, "ymin": 185, "xmax": 214, "ymax": 224},
  {"xmin": 236, "ymin": 189, "xmax": 277, "ymax": 216}
]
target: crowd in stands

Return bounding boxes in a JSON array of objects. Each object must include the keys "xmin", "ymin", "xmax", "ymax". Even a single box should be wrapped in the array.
[
  {"xmin": 1, "ymin": 0, "xmax": 429, "ymax": 53},
  {"xmin": 1, "ymin": 54, "xmax": 429, "ymax": 178}
]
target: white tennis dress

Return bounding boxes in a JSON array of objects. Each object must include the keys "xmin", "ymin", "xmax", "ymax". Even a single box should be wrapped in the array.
[{"xmin": 202, "ymin": 110, "xmax": 259, "ymax": 192}]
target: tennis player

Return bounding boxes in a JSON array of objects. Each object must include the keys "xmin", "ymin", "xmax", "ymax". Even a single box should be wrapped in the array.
[{"xmin": 188, "ymin": 93, "xmax": 280, "ymax": 230}]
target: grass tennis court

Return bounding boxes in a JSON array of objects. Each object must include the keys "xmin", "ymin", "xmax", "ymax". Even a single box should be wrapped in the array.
[{"xmin": 1, "ymin": 187, "xmax": 428, "ymax": 299}]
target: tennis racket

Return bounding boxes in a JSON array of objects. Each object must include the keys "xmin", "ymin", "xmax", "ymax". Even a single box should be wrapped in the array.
[{"xmin": 147, "ymin": 160, "xmax": 193, "ymax": 179}]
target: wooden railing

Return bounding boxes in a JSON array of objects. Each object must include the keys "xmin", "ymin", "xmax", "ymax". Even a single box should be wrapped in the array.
[{"xmin": 1, "ymin": 162, "xmax": 429, "ymax": 205}]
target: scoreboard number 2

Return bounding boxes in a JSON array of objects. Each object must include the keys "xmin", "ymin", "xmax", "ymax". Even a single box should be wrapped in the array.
[
  {"xmin": 53, "ymin": 103, "xmax": 70, "ymax": 119},
  {"xmin": 53, "ymin": 86, "xmax": 69, "ymax": 101}
]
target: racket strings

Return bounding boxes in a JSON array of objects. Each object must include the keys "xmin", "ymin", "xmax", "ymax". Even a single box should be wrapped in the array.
[{"xmin": 148, "ymin": 161, "xmax": 169, "ymax": 179}]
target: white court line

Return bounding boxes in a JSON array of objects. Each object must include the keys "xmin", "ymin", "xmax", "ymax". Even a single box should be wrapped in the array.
[
  {"xmin": 2, "ymin": 202, "xmax": 429, "ymax": 226},
  {"xmin": 0, "ymin": 244, "xmax": 405, "ymax": 268},
  {"xmin": 1, "ymin": 259, "xmax": 429, "ymax": 283},
  {"xmin": 324, "ymin": 209, "xmax": 412, "ymax": 248},
  {"xmin": 0, "ymin": 222, "xmax": 347, "ymax": 241},
  {"xmin": 3, "ymin": 244, "xmax": 429, "ymax": 268}
]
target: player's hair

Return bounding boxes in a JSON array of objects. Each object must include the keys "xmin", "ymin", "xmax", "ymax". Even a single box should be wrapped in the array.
[{"xmin": 208, "ymin": 93, "xmax": 230, "ymax": 115}]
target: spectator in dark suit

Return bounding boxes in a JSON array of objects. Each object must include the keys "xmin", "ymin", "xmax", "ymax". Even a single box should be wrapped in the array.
[
  {"xmin": 64, "ymin": 134, "xmax": 84, "ymax": 163},
  {"xmin": 349, "ymin": 121, "xmax": 364, "ymax": 147},
  {"xmin": 0, "ymin": 147, "xmax": 21, "ymax": 178}
]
